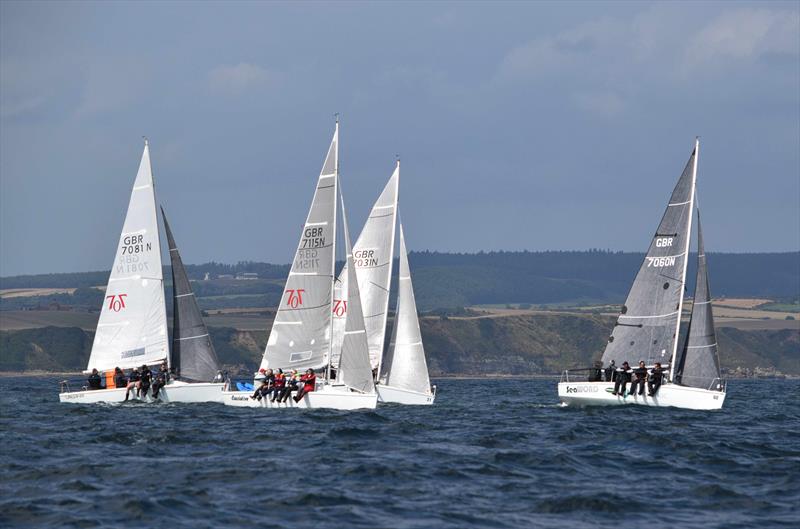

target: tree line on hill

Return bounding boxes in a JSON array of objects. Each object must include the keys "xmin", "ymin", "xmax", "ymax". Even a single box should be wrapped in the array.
[{"xmin": 2, "ymin": 251, "xmax": 797, "ymax": 312}]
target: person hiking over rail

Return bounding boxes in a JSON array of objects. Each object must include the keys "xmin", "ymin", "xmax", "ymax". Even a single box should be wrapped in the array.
[
  {"xmin": 612, "ymin": 361, "xmax": 632, "ymax": 396},
  {"xmin": 294, "ymin": 369, "xmax": 316, "ymax": 402}
]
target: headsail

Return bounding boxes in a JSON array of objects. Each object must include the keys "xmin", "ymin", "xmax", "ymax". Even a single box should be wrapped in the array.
[
  {"xmin": 382, "ymin": 223, "xmax": 432, "ymax": 395},
  {"xmin": 87, "ymin": 141, "xmax": 168, "ymax": 372},
  {"xmin": 600, "ymin": 141, "xmax": 697, "ymax": 371},
  {"xmin": 261, "ymin": 125, "xmax": 338, "ymax": 371},
  {"xmin": 335, "ymin": 189, "xmax": 376, "ymax": 393},
  {"xmin": 675, "ymin": 210, "xmax": 721, "ymax": 389},
  {"xmin": 331, "ymin": 162, "xmax": 399, "ymax": 370},
  {"xmin": 162, "ymin": 208, "xmax": 220, "ymax": 382}
]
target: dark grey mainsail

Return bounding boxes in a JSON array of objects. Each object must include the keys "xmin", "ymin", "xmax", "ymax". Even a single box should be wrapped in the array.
[
  {"xmin": 600, "ymin": 144, "xmax": 697, "ymax": 372},
  {"xmin": 162, "ymin": 208, "xmax": 220, "ymax": 382},
  {"xmin": 675, "ymin": 211, "xmax": 721, "ymax": 389}
]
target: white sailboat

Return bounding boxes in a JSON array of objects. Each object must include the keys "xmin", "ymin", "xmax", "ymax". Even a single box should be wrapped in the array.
[
  {"xmin": 60, "ymin": 141, "xmax": 225, "ymax": 404},
  {"xmin": 557, "ymin": 139, "xmax": 726, "ymax": 410},
  {"xmin": 377, "ymin": 222, "xmax": 436, "ymax": 405},
  {"xmin": 222, "ymin": 122, "xmax": 378, "ymax": 410}
]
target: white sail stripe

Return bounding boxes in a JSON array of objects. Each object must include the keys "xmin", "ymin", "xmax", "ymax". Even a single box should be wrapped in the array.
[
  {"xmin": 319, "ymin": 173, "xmax": 335, "ymax": 178},
  {"xmin": 372, "ymin": 205, "xmax": 394, "ymax": 210},
  {"xmin": 344, "ymin": 330, "xmax": 366, "ymax": 335},
  {"xmin": 176, "ymin": 333, "xmax": 209, "ymax": 341},
  {"xmin": 686, "ymin": 343, "xmax": 717, "ymax": 349},
  {"xmin": 273, "ymin": 321, "xmax": 303, "ymax": 325},
  {"xmin": 289, "ymin": 271, "xmax": 323, "ymax": 276},
  {"xmin": 305, "ymin": 221, "xmax": 329, "ymax": 226},
  {"xmin": 399, "ymin": 276, "xmax": 411, "ymax": 280},
  {"xmin": 97, "ymin": 322, "xmax": 130, "ymax": 327},
  {"xmin": 693, "ymin": 301, "xmax": 712, "ymax": 305},
  {"xmin": 132, "ymin": 184, "xmax": 152, "ymax": 191},
  {"xmin": 121, "ymin": 229, "xmax": 147, "ymax": 235},
  {"xmin": 619, "ymin": 310, "xmax": 680, "ymax": 319},
  {"xmin": 175, "ymin": 293, "xmax": 195, "ymax": 298},
  {"xmin": 397, "ymin": 341, "xmax": 423, "ymax": 347},
  {"xmin": 668, "ymin": 199, "xmax": 691, "ymax": 206}
]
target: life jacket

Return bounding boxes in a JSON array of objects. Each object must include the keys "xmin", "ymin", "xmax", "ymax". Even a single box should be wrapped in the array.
[
  {"xmin": 302, "ymin": 374, "xmax": 316, "ymax": 391},
  {"xmin": 273, "ymin": 374, "xmax": 285, "ymax": 388}
]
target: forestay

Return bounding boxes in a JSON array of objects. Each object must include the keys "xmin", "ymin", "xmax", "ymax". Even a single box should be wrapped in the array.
[
  {"xmin": 261, "ymin": 125, "xmax": 338, "ymax": 371},
  {"xmin": 600, "ymin": 145, "xmax": 697, "ymax": 370},
  {"xmin": 675, "ymin": 211, "xmax": 721, "ymax": 390},
  {"xmin": 87, "ymin": 142, "xmax": 169, "ymax": 372},
  {"xmin": 162, "ymin": 208, "xmax": 220, "ymax": 382},
  {"xmin": 382, "ymin": 224, "xmax": 432, "ymax": 395},
  {"xmin": 335, "ymin": 191, "xmax": 376, "ymax": 394},
  {"xmin": 331, "ymin": 163, "xmax": 399, "ymax": 370}
]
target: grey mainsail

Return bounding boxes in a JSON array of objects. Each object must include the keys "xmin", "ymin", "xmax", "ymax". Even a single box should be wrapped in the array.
[
  {"xmin": 261, "ymin": 124, "xmax": 338, "ymax": 371},
  {"xmin": 382, "ymin": 223, "xmax": 432, "ymax": 394},
  {"xmin": 336, "ymin": 189, "xmax": 375, "ymax": 394},
  {"xmin": 330, "ymin": 163, "xmax": 399, "ymax": 371},
  {"xmin": 600, "ymin": 143, "xmax": 697, "ymax": 371},
  {"xmin": 162, "ymin": 208, "xmax": 220, "ymax": 382},
  {"xmin": 675, "ymin": 210, "xmax": 721, "ymax": 389}
]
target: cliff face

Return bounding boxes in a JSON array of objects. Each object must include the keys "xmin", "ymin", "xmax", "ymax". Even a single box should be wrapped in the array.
[{"xmin": 2, "ymin": 314, "xmax": 797, "ymax": 376}]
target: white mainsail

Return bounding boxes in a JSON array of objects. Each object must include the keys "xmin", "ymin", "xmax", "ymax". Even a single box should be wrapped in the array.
[
  {"xmin": 87, "ymin": 141, "xmax": 168, "ymax": 372},
  {"xmin": 331, "ymin": 162, "xmax": 399, "ymax": 370},
  {"xmin": 335, "ymin": 190, "xmax": 376, "ymax": 394},
  {"xmin": 382, "ymin": 223, "xmax": 432, "ymax": 395},
  {"xmin": 261, "ymin": 125, "xmax": 338, "ymax": 371}
]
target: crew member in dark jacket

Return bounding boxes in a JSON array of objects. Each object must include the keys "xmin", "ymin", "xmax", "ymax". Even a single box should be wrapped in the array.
[
  {"xmin": 251, "ymin": 369, "xmax": 274, "ymax": 400},
  {"xmin": 605, "ymin": 360, "xmax": 617, "ymax": 382},
  {"xmin": 139, "ymin": 364, "xmax": 152, "ymax": 398},
  {"xmin": 125, "ymin": 368, "xmax": 141, "ymax": 401},
  {"xmin": 648, "ymin": 362, "xmax": 665, "ymax": 396},
  {"xmin": 612, "ymin": 361, "xmax": 632, "ymax": 396},
  {"xmin": 630, "ymin": 360, "xmax": 648, "ymax": 396},
  {"xmin": 294, "ymin": 369, "xmax": 316, "ymax": 402},
  {"xmin": 151, "ymin": 362, "xmax": 169, "ymax": 399},
  {"xmin": 113, "ymin": 367, "xmax": 127, "ymax": 389},
  {"xmin": 87, "ymin": 368, "xmax": 102, "ymax": 390}
]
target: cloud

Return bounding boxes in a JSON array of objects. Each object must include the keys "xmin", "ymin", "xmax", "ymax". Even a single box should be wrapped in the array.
[
  {"xmin": 572, "ymin": 90, "xmax": 625, "ymax": 118},
  {"xmin": 689, "ymin": 8, "xmax": 800, "ymax": 66},
  {"xmin": 207, "ymin": 63, "xmax": 279, "ymax": 95}
]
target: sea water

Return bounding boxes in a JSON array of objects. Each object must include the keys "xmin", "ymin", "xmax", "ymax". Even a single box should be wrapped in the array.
[{"xmin": 1, "ymin": 377, "xmax": 798, "ymax": 528}]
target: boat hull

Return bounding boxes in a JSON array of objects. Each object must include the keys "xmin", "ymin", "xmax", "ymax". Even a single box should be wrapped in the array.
[
  {"xmin": 557, "ymin": 381, "xmax": 725, "ymax": 410},
  {"xmin": 59, "ymin": 381, "xmax": 225, "ymax": 404},
  {"xmin": 377, "ymin": 384, "xmax": 435, "ymax": 405},
  {"xmin": 222, "ymin": 386, "xmax": 377, "ymax": 410}
]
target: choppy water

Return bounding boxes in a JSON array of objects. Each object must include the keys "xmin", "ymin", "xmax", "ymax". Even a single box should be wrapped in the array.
[{"xmin": 1, "ymin": 377, "xmax": 798, "ymax": 528}]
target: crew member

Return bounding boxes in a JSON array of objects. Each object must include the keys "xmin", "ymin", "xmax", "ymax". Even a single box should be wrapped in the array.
[
  {"xmin": 605, "ymin": 360, "xmax": 617, "ymax": 382},
  {"xmin": 151, "ymin": 362, "xmax": 169, "ymax": 399},
  {"xmin": 648, "ymin": 362, "xmax": 665, "ymax": 396},
  {"xmin": 139, "ymin": 364, "xmax": 153, "ymax": 399},
  {"xmin": 87, "ymin": 368, "xmax": 102, "ymax": 390},
  {"xmin": 630, "ymin": 360, "xmax": 647, "ymax": 396},
  {"xmin": 125, "ymin": 368, "xmax": 141, "ymax": 401},
  {"xmin": 279, "ymin": 370, "xmax": 300, "ymax": 403},
  {"xmin": 251, "ymin": 369, "xmax": 274, "ymax": 400},
  {"xmin": 270, "ymin": 369, "xmax": 285, "ymax": 402},
  {"xmin": 612, "ymin": 361, "xmax": 632, "ymax": 396},
  {"xmin": 294, "ymin": 368, "xmax": 316, "ymax": 402},
  {"xmin": 113, "ymin": 367, "xmax": 127, "ymax": 389}
]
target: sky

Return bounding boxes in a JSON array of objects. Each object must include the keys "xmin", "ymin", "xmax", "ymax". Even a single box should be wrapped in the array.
[{"xmin": 1, "ymin": 1, "xmax": 798, "ymax": 276}]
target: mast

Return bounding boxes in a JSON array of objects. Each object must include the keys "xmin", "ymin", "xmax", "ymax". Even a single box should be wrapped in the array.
[
  {"xmin": 147, "ymin": 137, "xmax": 171, "ymax": 371},
  {"xmin": 669, "ymin": 138, "xmax": 699, "ymax": 382},
  {"xmin": 325, "ymin": 116, "xmax": 339, "ymax": 384},
  {"xmin": 374, "ymin": 157, "xmax": 400, "ymax": 380}
]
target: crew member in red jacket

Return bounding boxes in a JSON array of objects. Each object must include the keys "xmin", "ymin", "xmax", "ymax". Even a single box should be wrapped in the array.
[{"xmin": 294, "ymin": 368, "xmax": 316, "ymax": 402}]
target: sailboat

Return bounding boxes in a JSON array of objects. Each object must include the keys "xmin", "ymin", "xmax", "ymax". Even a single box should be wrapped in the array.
[
  {"xmin": 377, "ymin": 222, "xmax": 436, "ymax": 405},
  {"xmin": 557, "ymin": 139, "xmax": 726, "ymax": 410},
  {"xmin": 59, "ymin": 141, "xmax": 226, "ymax": 404},
  {"xmin": 222, "ymin": 122, "xmax": 378, "ymax": 410}
]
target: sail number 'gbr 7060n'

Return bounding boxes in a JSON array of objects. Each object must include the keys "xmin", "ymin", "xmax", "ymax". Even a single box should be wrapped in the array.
[{"xmin": 647, "ymin": 256, "xmax": 677, "ymax": 268}]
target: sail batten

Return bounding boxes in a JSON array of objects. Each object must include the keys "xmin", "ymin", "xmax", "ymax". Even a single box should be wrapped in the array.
[
  {"xmin": 162, "ymin": 208, "xmax": 220, "ymax": 382},
  {"xmin": 261, "ymin": 125, "xmax": 339, "ymax": 371},
  {"xmin": 86, "ymin": 143, "xmax": 168, "ymax": 372},
  {"xmin": 600, "ymin": 143, "xmax": 697, "ymax": 370}
]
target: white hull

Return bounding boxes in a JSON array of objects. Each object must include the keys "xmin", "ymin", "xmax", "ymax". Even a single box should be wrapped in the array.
[
  {"xmin": 558, "ymin": 381, "xmax": 725, "ymax": 410},
  {"xmin": 377, "ymin": 384, "xmax": 435, "ymax": 405},
  {"xmin": 222, "ymin": 385, "xmax": 377, "ymax": 410},
  {"xmin": 59, "ymin": 381, "xmax": 225, "ymax": 404}
]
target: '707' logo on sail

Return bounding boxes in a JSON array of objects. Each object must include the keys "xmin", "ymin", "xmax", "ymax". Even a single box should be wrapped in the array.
[
  {"xmin": 106, "ymin": 294, "xmax": 127, "ymax": 312},
  {"xmin": 286, "ymin": 289, "xmax": 305, "ymax": 308}
]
